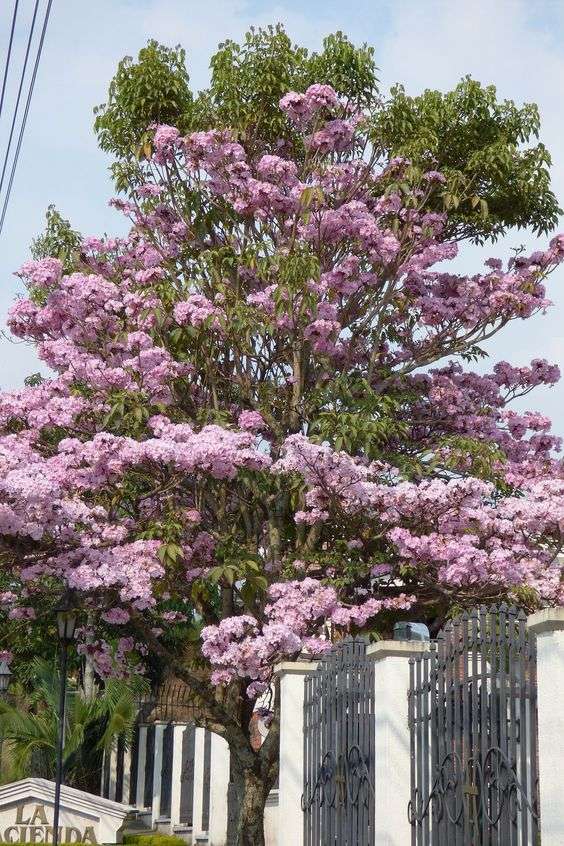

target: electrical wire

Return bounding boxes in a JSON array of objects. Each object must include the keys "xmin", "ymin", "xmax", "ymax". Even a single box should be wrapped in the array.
[
  {"xmin": 0, "ymin": 0, "xmax": 41, "ymax": 203},
  {"xmin": 0, "ymin": 0, "xmax": 20, "ymax": 119},
  {"xmin": 0, "ymin": 0, "xmax": 54, "ymax": 236}
]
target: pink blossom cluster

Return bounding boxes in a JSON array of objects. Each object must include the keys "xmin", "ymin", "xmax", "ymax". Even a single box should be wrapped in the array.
[
  {"xmin": 274, "ymin": 436, "xmax": 564, "ymax": 602},
  {"xmin": 202, "ymin": 579, "xmax": 413, "ymax": 690}
]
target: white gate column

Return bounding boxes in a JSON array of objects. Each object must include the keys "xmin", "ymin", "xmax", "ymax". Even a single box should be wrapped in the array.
[
  {"xmin": 191, "ymin": 727, "xmax": 206, "ymax": 840},
  {"xmin": 151, "ymin": 723, "xmax": 166, "ymax": 825},
  {"xmin": 122, "ymin": 742, "xmax": 131, "ymax": 804},
  {"xmin": 274, "ymin": 660, "xmax": 318, "ymax": 846},
  {"xmin": 528, "ymin": 607, "xmax": 564, "ymax": 846},
  {"xmin": 170, "ymin": 725, "xmax": 186, "ymax": 827},
  {"xmin": 135, "ymin": 725, "xmax": 148, "ymax": 809},
  {"xmin": 208, "ymin": 733, "xmax": 230, "ymax": 845},
  {"xmin": 367, "ymin": 640, "xmax": 429, "ymax": 846}
]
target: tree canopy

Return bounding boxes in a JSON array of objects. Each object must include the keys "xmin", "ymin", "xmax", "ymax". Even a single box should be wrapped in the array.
[
  {"xmin": 94, "ymin": 26, "xmax": 560, "ymax": 243},
  {"xmin": 2, "ymin": 26, "xmax": 563, "ymax": 845}
]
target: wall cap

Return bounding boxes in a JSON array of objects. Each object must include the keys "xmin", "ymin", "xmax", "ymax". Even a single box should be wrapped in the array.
[
  {"xmin": 366, "ymin": 640, "xmax": 430, "ymax": 661},
  {"xmin": 273, "ymin": 660, "xmax": 319, "ymax": 677},
  {"xmin": 528, "ymin": 607, "xmax": 564, "ymax": 635}
]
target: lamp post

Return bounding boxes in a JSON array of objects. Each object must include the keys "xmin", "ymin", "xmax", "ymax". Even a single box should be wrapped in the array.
[
  {"xmin": 53, "ymin": 592, "xmax": 76, "ymax": 846},
  {"xmin": 0, "ymin": 660, "xmax": 11, "ymax": 778},
  {"xmin": 0, "ymin": 661, "xmax": 12, "ymax": 696}
]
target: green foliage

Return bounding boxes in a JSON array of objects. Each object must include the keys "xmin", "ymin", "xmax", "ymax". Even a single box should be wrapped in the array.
[
  {"xmin": 94, "ymin": 26, "xmax": 377, "ymax": 163},
  {"xmin": 430, "ymin": 435, "xmax": 507, "ymax": 483},
  {"xmin": 0, "ymin": 658, "xmax": 148, "ymax": 789},
  {"xmin": 94, "ymin": 26, "xmax": 559, "ymax": 244},
  {"xmin": 94, "ymin": 40, "xmax": 193, "ymax": 191},
  {"xmin": 373, "ymin": 77, "xmax": 560, "ymax": 242},
  {"xmin": 123, "ymin": 835, "xmax": 188, "ymax": 846},
  {"xmin": 201, "ymin": 26, "xmax": 377, "ymax": 154},
  {"xmin": 31, "ymin": 206, "xmax": 82, "ymax": 276},
  {"xmin": 309, "ymin": 374, "xmax": 410, "ymax": 464}
]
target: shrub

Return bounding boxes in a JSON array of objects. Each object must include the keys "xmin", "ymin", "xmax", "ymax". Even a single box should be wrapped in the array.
[{"xmin": 122, "ymin": 835, "xmax": 187, "ymax": 846}]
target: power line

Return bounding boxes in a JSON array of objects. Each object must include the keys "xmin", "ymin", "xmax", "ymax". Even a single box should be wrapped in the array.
[
  {"xmin": 0, "ymin": 0, "xmax": 54, "ymax": 236},
  {"xmin": 0, "ymin": 0, "xmax": 41, "ymax": 202},
  {"xmin": 0, "ymin": 0, "xmax": 20, "ymax": 119}
]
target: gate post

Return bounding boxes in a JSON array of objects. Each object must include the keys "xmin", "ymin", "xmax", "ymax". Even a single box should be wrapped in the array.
[
  {"xmin": 528, "ymin": 607, "xmax": 564, "ymax": 846},
  {"xmin": 367, "ymin": 641, "xmax": 429, "ymax": 846},
  {"xmin": 274, "ymin": 660, "xmax": 318, "ymax": 846}
]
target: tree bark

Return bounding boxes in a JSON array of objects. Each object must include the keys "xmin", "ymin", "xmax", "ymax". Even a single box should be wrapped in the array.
[{"xmin": 230, "ymin": 760, "xmax": 270, "ymax": 846}]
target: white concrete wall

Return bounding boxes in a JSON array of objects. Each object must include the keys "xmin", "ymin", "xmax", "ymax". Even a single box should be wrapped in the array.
[
  {"xmin": 264, "ymin": 789, "xmax": 279, "ymax": 846},
  {"xmin": 368, "ymin": 641, "xmax": 429, "ymax": 846},
  {"xmin": 169, "ymin": 724, "xmax": 186, "ymax": 827},
  {"xmin": 208, "ymin": 733, "xmax": 230, "ymax": 845},
  {"xmin": 528, "ymin": 607, "xmax": 564, "ymax": 846},
  {"xmin": 274, "ymin": 661, "xmax": 318, "ymax": 846},
  {"xmin": 151, "ymin": 723, "xmax": 166, "ymax": 825},
  {"xmin": 135, "ymin": 725, "xmax": 148, "ymax": 810}
]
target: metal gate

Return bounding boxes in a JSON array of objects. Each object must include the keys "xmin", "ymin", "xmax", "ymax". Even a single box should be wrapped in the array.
[
  {"xmin": 302, "ymin": 637, "xmax": 375, "ymax": 846},
  {"xmin": 408, "ymin": 605, "xmax": 539, "ymax": 845}
]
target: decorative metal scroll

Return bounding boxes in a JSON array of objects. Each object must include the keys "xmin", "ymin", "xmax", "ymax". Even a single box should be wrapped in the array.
[
  {"xmin": 408, "ymin": 605, "xmax": 540, "ymax": 845},
  {"xmin": 302, "ymin": 638, "xmax": 375, "ymax": 846}
]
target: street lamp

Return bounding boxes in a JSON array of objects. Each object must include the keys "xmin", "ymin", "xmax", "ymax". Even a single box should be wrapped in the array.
[
  {"xmin": 0, "ymin": 662, "xmax": 12, "ymax": 695},
  {"xmin": 53, "ymin": 592, "xmax": 77, "ymax": 846},
  {"xmin": 0, "ymin": 660, "xmax": 11, "ymax": 778}
]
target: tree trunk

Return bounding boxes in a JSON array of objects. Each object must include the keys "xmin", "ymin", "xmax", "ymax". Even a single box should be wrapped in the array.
[{"xmin": 228, "ymin": 757, "xmax": 270, "ymax": 846}]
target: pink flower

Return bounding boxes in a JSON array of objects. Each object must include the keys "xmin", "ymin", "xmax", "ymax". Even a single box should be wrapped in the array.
[
  {"xmin": 102, "ymin": 607, "xmax": 130, "ymax": 625},
  {"xmin": 238, "ymin": 410, "xmax": 265, "ymax": 431}
]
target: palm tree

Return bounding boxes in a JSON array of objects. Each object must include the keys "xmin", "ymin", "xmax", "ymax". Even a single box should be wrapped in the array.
[{"xmin": 0, "ymin": 658, "xmax": 149, "ymax": 792}]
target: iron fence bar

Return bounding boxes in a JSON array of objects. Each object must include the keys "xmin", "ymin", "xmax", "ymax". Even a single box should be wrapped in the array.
[
  {"xmin": 409, "ymin": 657, "xmax": 417, "ymax": 846},
  {"xmin": 323, "ymin": 657, "xmax": 328, "ymax": 841},
  {"xmin": 498, "ymin": 605, "xmax": 509, "ymax": 840},
  {"xmin": 303, "ymin": 673, "xmax": 310, "ymax": 846},
  {"xmin": 454, "ymin": 617, "xmax": 464, "ymax": 846},
  {"xmin": 529, "ymin": 626, "xmax": 539, "ymax": 845},
  {"xmin": 490, "ymin": 607, "xmax": 500, "ymax": 845},
  {"xmin": 479, "ymin": 606, "xmax": 489, "ymax": 846},
  {"xmin": 312, "ymin": 665, "xmax": 319, "ymax": 846},
  {"xmin": 470, "ymin": 611, "xmax": 480, "ymax": 846},
  {"xmin": 416, "ymin": 652, "xmax": 424, "ymax": 845},
  {"xmin": 507, "ymin": 607, "xmax": 518, "ymax": 846},
  {"xmin": 422, "ymin": 653, "xmax": 430, "ymax": 846},
  {"xmin": 517, "ymin": 609, "xmax": 529, "ymax": 846},
  {"xmin": 460, "ymin": 612, "xmax": 471, "ymax": 846},
  {"xmin": 436, "ymin": 633, "xmax": 446, "ymax": 846}
]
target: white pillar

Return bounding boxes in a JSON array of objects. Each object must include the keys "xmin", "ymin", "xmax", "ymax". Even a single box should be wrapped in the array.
[
  {"xmin": 170, "ymin": 725, "xmax": 186, "ymax": 827},
  {"xmin": 100, "ymin": 750, "xmax": 106, "ymax": 796},
  {"xmin": 122, "ymin": 743, "xmax": 131, "ymax": 804},
  {"xmin": 191, "ymin": 727, "xmax": 206, "ymax": 840},
  {"xmin": 274, "ymin": 660, "xmax": 318, "ymax": 846},
  {"xmin": 528, "ymin": 607, "xmax": 564, "ymax": 846},
  {"xmin": 152, "ymin": 723, "xmax": 166, "ymax": 825},
  {"xmin": 108, "ymin": 741, "xmax": 117, "ymax": 800},
  {"xmin": 208, "ymin": 733, "xmax": 230, "ymax": 845},
  {"xmin": 367, "ymin": 640, "xmax": 429, "ymax": 846},
  {"xmin": 136, "ymin": 725, "xmax": 148, "ymax": 809}
]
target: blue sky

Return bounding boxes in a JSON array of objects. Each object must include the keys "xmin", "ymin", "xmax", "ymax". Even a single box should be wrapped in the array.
[{"xmin": 1, "ymin": 0, "xmax": 564, "ymax": 429}]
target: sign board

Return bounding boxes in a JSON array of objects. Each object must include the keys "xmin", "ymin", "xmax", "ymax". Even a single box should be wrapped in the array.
[{"xmin": 0, "ymin": 779, "xmax": 132, "ymax": 844}]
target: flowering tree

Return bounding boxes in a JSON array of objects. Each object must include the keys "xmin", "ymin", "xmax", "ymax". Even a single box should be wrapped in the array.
[{"xmin": 1, "ymin": 83, "xmax": 564, "ymax": 843}]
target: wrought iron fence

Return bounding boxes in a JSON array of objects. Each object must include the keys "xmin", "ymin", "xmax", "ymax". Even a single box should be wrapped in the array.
[
  {"xmin": 408, "ymin": 605, "xmax": 539, "ymax": 845},
  {"xmin": 137, "ymin": 679, "xmax": 198, "ymax": 723},
  {"xmin": 302, "ymin": 637, "xmax": 375, "ymax": 846}
]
